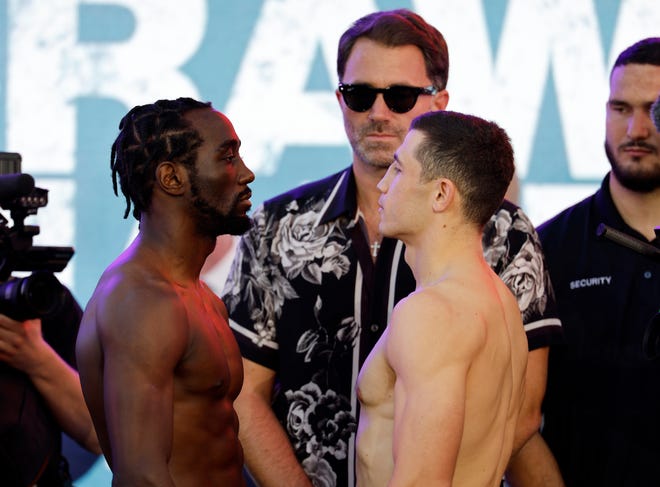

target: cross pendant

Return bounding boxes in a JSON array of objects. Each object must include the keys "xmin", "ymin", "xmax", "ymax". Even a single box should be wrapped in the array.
[{"xmin": 370, "ymin": 240, "xmax": 380, "ymax": 258}]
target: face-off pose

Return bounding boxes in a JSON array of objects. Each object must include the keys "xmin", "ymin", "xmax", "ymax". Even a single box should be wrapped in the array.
[
  {"xmin": 356, "ymin": 110, "xmax": 528, "ymax": 486},
  {"xmin": 76, "ymin": 98, "xmax": 254, "ymax": 486}
]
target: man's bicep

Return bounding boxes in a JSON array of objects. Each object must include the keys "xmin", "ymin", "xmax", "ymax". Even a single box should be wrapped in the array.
[
  {"xmin": 387, "ymin": 301, "xmax": 472, "ymax": 481},
  {"xmin": 98, "ymin": 291, "xmax": 186, "ymax": 464},
  {"xmin": 391, "ymin": 359, "xmax": 467, "ymax": 483},
  {"xmin": 99, "ymin": 341, "xmax": 177, "ymax": 476}
]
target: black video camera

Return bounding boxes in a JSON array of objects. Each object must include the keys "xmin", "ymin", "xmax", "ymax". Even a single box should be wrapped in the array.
[{"xmin": 0, "ymin": 152, "xmax": 74, "ymax": 321}]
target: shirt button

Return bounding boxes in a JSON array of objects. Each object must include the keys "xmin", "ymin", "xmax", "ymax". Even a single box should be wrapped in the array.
[
  {"xmin": 644, "ymin": 271, "xmax": 652, "ymax": 279},
  {"xmin": 370, "ymin": 324, "xmax": 379, "ymax": 332}
]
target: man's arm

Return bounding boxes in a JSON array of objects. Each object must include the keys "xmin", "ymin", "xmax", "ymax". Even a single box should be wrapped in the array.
[
  {"xmin": 505, "ymin": 432, "xmax": 565, "ymax": 487},
  {"xmin": 235, "ymin": 358, "xmax": 313, "ymax": 487},
  {"xmin": 387, "ymin": 294, "xmax": 481, "ymax": 486},
  {"xmin": 98, "ymin": 286, "xmax": 187, "ymax": 486},
  {"xmin": 0, "ymin": 314, "xmax": 100, "ymax": 453},
  {"xmin": 510, "ymin": 347, "xmax": 546, "ymax": 454},
  {"xmin": 487, "ymin": 205, "xmax": 563, "ymax": 470},
  {"xmin": 505, "ymin": 346, "xmax": 564, "ymax": 485}
]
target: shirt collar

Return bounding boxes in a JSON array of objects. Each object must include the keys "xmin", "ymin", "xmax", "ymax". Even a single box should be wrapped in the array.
[
  {"xmin": 596, "ymin": 172, "xmax": 659, "ymax": 246},
  {"xmin": 318, "ymin": 166, "xmax": 358, "ymax": 225}
]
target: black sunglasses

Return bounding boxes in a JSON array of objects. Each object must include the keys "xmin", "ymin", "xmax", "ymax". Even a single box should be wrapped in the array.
[{"xmin": 338, "ymin": 83, "xmax": 438, "ymax": 114}]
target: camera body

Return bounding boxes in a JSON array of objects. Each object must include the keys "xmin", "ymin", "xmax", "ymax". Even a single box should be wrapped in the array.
[{"xmin": 0, "ymin": 152, "xmax": 73, "ymax": 320}]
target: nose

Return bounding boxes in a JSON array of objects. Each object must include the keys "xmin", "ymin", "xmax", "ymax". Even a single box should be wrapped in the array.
[
  {"xmin": 627, "ymin": 109, "xmax": 651, "ymax": 140},
  {"xmin": 369, "ymin": 93, "xmax": 392, "ymax": 120},
  {"xmin": 377, "ymin": 170, "xmax": 390, "ymax": 193},
  {"xmin": 239, "ymin": 158, "xmax": 255, "ymax": 184}
]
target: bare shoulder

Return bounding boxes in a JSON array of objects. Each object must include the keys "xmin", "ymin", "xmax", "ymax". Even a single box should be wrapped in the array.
[
  {"xmin": 84, "ymin": 259, "xmax": 188, "ymax": 357},
  {"xmin": 392, "ymin": 287, "xmax": 486, "ymax": 339},
  {"xmin": 387, "ymin": 288, "xmax": 486, "ymax": 372},
  {"xmin": 390, "ymin": 290, "xmax": 451, "ymax": 332}
]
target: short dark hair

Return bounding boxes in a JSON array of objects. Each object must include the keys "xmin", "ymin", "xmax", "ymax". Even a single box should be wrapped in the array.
[
  {"xmin": 611, "ymin": 37, "xmax": 660, "ymax": 78},
  {"xmin": 111, "ymin": 97, "xmax": 211, "ymax": 220},
  {"xmin": 410, "ymin": 111, "xmax": 514, "ymax": 227},
  {"xmin": 337, "ymin": 9, "xmax": 449, "ymax": 90},
  {"xmin": 652, "ymin": 94, "xmax": 660, "ymax": 132}
]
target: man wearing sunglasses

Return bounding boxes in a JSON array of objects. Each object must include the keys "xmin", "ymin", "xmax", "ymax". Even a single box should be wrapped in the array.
[{"xmin": 223, "ymin": 9, "xmax": 563, "ymax": 487}]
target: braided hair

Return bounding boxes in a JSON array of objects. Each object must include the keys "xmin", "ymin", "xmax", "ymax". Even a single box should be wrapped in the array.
[{"xmin": 111, "ymin": 97, "xmax": 212, "ymax": 220}]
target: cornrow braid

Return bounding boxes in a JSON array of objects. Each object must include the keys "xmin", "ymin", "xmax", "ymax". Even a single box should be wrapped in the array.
[{"xmin": 111, "ymin": 97, "xmax": 212, "ymax": 220}]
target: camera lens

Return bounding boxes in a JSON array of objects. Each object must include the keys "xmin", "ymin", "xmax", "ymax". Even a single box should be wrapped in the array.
[{"xmin": 0, "ymin": 272, "xmax": 65, "ymax": 321}]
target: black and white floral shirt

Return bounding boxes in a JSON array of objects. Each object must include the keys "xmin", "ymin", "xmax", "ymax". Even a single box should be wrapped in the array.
[{"xmin": 223, "ymin": 167, "xmax": 562, "ymax": 487}]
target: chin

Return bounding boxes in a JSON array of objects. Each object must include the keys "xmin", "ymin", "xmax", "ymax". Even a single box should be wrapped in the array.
[
  {"xmin": 222, "ymin": 216, "xmax": 253, "ymax": 236},
  {"xmin": 378, "ymin": 223, "xmax": 394, "ymax": 239},
  {"xmin": 198, "ymin": 215, "xmax": 252, "ymax": 238}
]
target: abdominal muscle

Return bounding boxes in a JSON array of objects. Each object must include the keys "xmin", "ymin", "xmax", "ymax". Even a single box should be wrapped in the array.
[
  {"xmin": 356, "ymin": 406, "xmax": 395, "ymax": 487},
  {"xmin": 168, "ymin": 392, "xmax": 245, "ymax": 485}
]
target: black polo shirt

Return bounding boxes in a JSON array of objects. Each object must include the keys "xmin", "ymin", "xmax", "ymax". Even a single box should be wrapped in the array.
[{"xmin": 538, "ymin": 173, "xmax": 660, "ymax": 487}]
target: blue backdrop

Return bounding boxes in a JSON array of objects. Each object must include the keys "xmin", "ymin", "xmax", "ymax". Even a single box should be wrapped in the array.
[{"xmin": 0, "ymin": 0, "xmax": 658, "ymax": 484}]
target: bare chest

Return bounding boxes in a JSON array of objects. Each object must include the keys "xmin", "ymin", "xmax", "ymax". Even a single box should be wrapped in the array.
[
  {"xmin": 176, "ymin": 295, "xmax": 243, "ymax": 400},
  {"xmin": 357, "ymin": 332, "xmax": 395, "ymax": 410}
]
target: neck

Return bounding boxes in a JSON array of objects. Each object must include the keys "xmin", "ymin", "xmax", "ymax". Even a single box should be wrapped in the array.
[
  {"xmin": 405, "ymin": 222, "xmax": 484, "ymax": 290},
  {"xmin": 138, "ymin": 214, "xmax": 215, "ymax": 282},
  {"xmin": 609, "ymin": 174, "xmax": 660, "ymax": 241}
]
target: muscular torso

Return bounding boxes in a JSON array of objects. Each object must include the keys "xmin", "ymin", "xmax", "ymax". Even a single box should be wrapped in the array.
[
  {"xmin": 356, "ymin": 266, "xmax": 527, "ymax": 486},
  {"xmin": 167, "ymin": 285, "xmax": 245, "ymax": 485},
  {"xmin": 77, "ymin": 255, "xmax": 245, "ymax": 486}
]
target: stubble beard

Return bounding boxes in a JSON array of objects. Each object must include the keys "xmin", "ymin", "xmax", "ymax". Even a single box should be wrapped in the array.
[
  {"xmin": 604, "ymin": 140, "xmax": 660, "ymax": 193},
  {"xmin": 349, "ymin": 120, "xmax": 405, "ymax": 169},
  {"xmin": 190, "ymin": 180, "xmax": 252, "ymax": 237}
]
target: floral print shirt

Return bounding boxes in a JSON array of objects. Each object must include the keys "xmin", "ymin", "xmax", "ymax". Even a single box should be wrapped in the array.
[{"xmin": 223, "ymin": 167, "xmax": 562, "ymax": 487}]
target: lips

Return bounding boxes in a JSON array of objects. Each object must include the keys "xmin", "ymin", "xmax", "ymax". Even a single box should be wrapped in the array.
[
  {"xmin": 365, "ymin": 132, "xmax": 397, "ymax": 138},
  {"xmin": 620, "ymin": 143, "xmax": 656, "ymax": 155},
  {"xmin": 623, "ymin": 149, "xmax": 652, "ymax": 160},
  {"xmin": 237, "ymin": 189, "xmax": 252, "ymax": 210},
  {"xmin": 239, "ymin": 188, "xmax": 252, "ymax": 201}
]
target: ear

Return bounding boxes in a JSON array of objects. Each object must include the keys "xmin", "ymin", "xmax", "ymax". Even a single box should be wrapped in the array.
[
  {"xmin": 431, "ymin": 178, "xmax": 455, "ymax": 213},
  {"xmin": 155, "ymin": 161, "xmax": 187, "ymax": 196},
  {"xmin": 431, "ymin": 89, "xmax": 450, "ymax": 111}
]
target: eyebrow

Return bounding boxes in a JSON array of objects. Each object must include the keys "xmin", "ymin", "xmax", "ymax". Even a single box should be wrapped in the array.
[{"xmin": 217, "ymin": 139, "xmax": 240, "ymax": 152}]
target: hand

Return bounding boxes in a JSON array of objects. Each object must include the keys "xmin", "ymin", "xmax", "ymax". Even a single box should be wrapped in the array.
[{"xmin": 0, "ymin": 313, "xmax": 48, "ymax": 374}]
